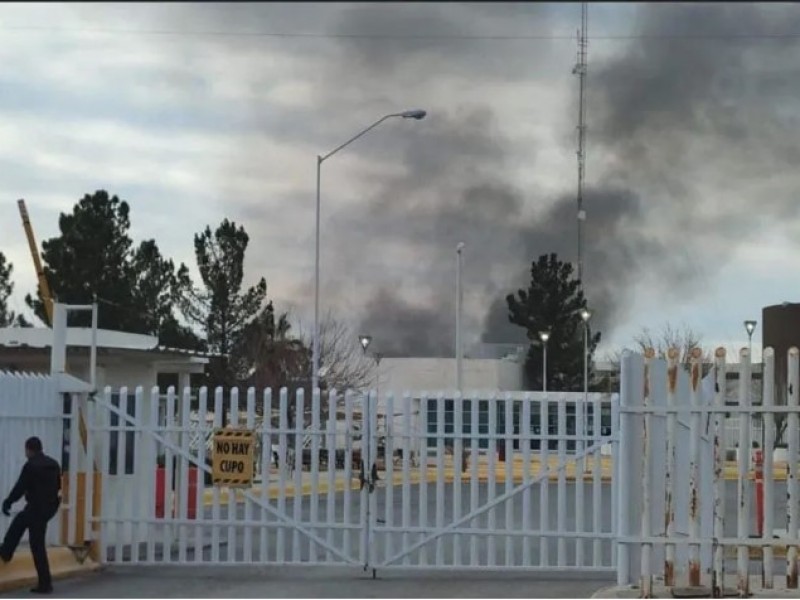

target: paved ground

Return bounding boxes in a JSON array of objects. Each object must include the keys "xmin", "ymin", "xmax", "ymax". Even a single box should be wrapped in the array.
[{"xmin": 0, "ymin": 566, "xmax": 613, "ymax": 598}]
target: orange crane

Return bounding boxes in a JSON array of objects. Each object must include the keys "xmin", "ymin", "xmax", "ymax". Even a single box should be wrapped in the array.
[
  {"xmin": 17, "ymin": 199, "xmax": 53, "ymax": 325},
  {"xmin": 18, "ymin": 199, "xmax": 99, "ymax": 552}
]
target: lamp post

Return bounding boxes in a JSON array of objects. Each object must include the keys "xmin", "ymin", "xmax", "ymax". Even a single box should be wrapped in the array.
[
  {"xmin": 580, "ymin": 308, "xmax": 592, "ymax": 457},
  {"xmin": 744, "ymin": 319, "xmax": 760, "ymax": 448},
  {"xmin": 744, "ymin": 320, "xmax": 757, "ymax": 357},
  {"xmin": 581, "ymin": 309, "xmax": 592, "ymax": 401},
  {"xmin": 456, "ymin": 242, "xmax": 465, "ymax": 391},
  {"xmin": 539, "ymin": 330, "xmax": 550, "ymax": 392},
  {"xmin": 312, "ymin": 110, "xmax": 427, "ymax": 392}
]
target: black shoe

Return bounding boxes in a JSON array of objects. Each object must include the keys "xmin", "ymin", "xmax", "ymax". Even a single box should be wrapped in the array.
[{"xmin": 30, "ymin": 586, "xmax": 52, "ymax": 594}]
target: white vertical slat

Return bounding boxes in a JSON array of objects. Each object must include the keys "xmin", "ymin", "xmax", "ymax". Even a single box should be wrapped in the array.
[
  {"xmin": 640, "ymin": 352, "xmax": 653, "ymax": 597},
  {"xmin": 576, "ymin": 390, "xmax": 585, "ymax": 568},
  {"xmin": 114, "ymin": 388, "xmax": 128, "ymax": 563},
  {"xmin": 325, "ymin": 390, "xmax": 337, "ymax": 563},
  {"xmin": 292, "ymin": 389, "xmax": 304, "ymax": 563},
  {"xmin": 762, "ymin": 349, "xmax": 775, "ymax": 589},
  {"xmin": 487, "ymin": 393, "xmax": 497, "ymax": 567},
  {"xmin": 260, "ymin": 388, "xmax": 272, "ymax": 564},
  {"xmin": 469, "ymin": 394, "xmax": 479, "ymax": 567},
  {"xmin": 277, "ymin": 388, "xmax": 289, "ymax": 562},
  {"xmin": 227, "ymin": 388, "xmax": 240, "ymax": 564},
  {"xmin": 664, "ymin": 349, "xmax": 679, "ymax": 585},
  {"xmin": 557, "ymin": 398, "xmax": 567, "ymax": 567},
  {"xmin": 453, "ymin": 392, "xmax": 463, "ymax": 567},
  {"xmin": 504, "ymin": 393, "xmax": 514, "ymax": 567},
  {"xmin": 385, "ymin": 392, "xmax": 396, "ymax": 564},
  {"xmin": 310, "ymin": 388, "xmax": 321, "ymax": 564},
  {"xmin": 194, "ymin": 387, "xmax": 208, "ymax": 564},
  {"xmin": 402, "ymin": 392, "xmax": 412, "ymax": 567},
  {"xmin": 147, "ymin": 387, "xmax": 159, "ymax": 563},
  {"xmin": 521, "ymin": 395, "xmax": 532, "ymax": 566},
  {"xmin": 178, "ymin": 387, "xmax": 192, "ymax": 564},
  {"xmin": 243, "ymin": 388, "xmax": 256, "ymax": 563},
  {"xmin": 83, "ymin": 395, "xmax": 97, "ymax": 559},
  {"xmin": 611, "ymin": 395, "xmax": 620, "ymax": 568},
  {"xmin": 736, "ymin": 349, "xmax": 752, "ymax": 595},
  {"xmin": 417, "ymin": 393, "xmax": 429, "ymax": 566},
  {"xmin": 689, "ymin": 351, "xmax": 704, "ymax": 588},
  {"xmin": 211, "ymin": 388, "xmax": 223, "ymax": 564},
  {"xmin": 162, "ymin": 387, "xmax": 176, "ymax": 564},
  {"xmin": 129, "ymin": 388, "xmax": 143, "ymax": 564},
  {"xmin": 359, "ymin": 390, "xmax": 369, "ymax": 568},
  {"xmin": 367, "ymin": 389, "xmax": 379, "ymax": 569},
  {"xmin": 67, "ymin": 393, "xmax": 80, "ymax": 549},
  {"xmin": 787, "ymin": 348, "xmax": 799, "ymax": 589},
  {"xmin": 712, "ymin": 349, "xmax": 727, "ymax": 593},
  {"xmin": 592, "ymin": 396, "xmax": 602, "ymax": 567},
  {"xmin": 99, "ymin": 388, "xmax": 113, "ymax": 563},
  {"xmin": 435, "ymin": 393, "xmax": 445, "ymax": 566},
  {"xmin": 540, "ymin": 395, "xmax": 550, "ymax": 567},
  {"xmin": 342, "ymin": 390, "xmax": 354, "ymax": 561}
]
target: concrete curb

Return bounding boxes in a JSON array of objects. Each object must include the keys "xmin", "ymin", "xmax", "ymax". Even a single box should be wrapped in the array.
[{"xmin": 0, "ymin": 546, "xmax": 100, "ymax": 593}]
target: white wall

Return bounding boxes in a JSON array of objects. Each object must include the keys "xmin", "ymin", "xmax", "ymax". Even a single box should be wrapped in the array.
[
  {"xmin": 376, "ymin": 357, "xmax": 524, "ymax": 394},
  {"xmin": 369, "ymin": 358, "xmax": 524, "ymax": 455}
]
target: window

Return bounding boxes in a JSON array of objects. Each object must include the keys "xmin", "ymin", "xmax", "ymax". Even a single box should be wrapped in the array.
[{"xmin": 109, "ymin": 393, "xmax": 136, "ymax": 475}]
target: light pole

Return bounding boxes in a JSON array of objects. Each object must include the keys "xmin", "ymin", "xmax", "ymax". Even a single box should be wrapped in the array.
[
  {"xmin": 456, "ymin": 242, "xmax": 465, "ymax": 391},
  {"xmin": 580, "ymin": 308, "xmax": 592, "ymax": 450},
  {"xmin": 581, "ymin": 309, "xmax": 592, "ymax": 401},
  {"xmin": 312, "ymin": 109, "xmax": 427, "ymax": 392},
  {"xmin": 539, "ymin": 330, "xmax": 550, "ymax": 393},
  {"xmin": 744, "ymin": 319, "xmax": 759, "ymax": 447},
  {"xmin": 744, "ymin": 320, "xmax": 757, "ymax": 357}
]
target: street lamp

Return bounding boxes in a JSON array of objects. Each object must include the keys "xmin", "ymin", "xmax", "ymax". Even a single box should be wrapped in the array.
[
  {"xmin": 744, "ymin": 320, "xmax": 757, "ymax": 357},
  {"xmin": 744, "ymin": 320, "xmax": 759, "ymax": 447},
  {"xmin": 456, "ymin": 242, "xmax": 465, "ymax": 391},
  {"xmin": 539, "ymin": 330, "xmax": 550, "ymax": 392},
  {"xmin": 312, "ymin": 110, "xmax": 427, "ymax": 391},
  {"xmin": 581, "ymin": 309, "xmax": 592, "ymax": 399},
  {"xmin": 580, "ymin": 308, "xmax": 592, "ymax": 456},
  {"xmin": 359, "ymin": 335, "xmax": 372, "ymax": 354}
]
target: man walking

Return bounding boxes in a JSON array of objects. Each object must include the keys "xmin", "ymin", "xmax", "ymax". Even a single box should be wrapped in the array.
[{"xmin": 0, "ymin": 437, "xmax": 62, "ymax": 594}]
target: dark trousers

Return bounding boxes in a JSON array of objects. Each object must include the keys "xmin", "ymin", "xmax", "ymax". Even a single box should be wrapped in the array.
[{"xmin": 0, "ymin": 503, "xmax": 59, "ymax": 589}]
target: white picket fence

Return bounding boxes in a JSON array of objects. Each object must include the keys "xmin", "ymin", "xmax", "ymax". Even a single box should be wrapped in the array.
[
  {"xmin": 618, "ymin": 347, "xmax": 800, "ymax": 597},
  {"xmin": 0, "ymin": 372, "xmax": 65, "ymax": 547},
  {"xmin": 80, "ymin": 386, "xmax": 618, "ymax": 571}
]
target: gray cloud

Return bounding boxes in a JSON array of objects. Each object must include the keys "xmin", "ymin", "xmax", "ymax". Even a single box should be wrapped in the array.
[{"xmin": 145, "ymin": 3, "xmax": 800, "ymax": 356}]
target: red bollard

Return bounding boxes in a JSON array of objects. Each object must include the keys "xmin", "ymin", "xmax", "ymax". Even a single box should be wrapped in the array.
[{"xmin": 755, "ymin": 449, "xmax": 764, "ymax": 537}]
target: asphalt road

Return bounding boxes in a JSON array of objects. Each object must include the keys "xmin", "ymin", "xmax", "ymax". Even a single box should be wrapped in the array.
[
  {"xmin": 1, "ymin": 567, "xmax": 613, "ymax": 599},
  {"xmin": 6, "ymin": 480, "xmax": 785, "ymax": 599}
]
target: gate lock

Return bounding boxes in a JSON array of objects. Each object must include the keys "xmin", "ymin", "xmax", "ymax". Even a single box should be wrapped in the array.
[{"xmin": 359, "ymin": 462, "xmax": 379, "ymax": 493}]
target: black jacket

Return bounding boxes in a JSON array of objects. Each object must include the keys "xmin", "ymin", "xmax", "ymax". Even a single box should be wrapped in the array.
[{"xmin": 5, "ymin": 453, "xmax": 61, "ymax": 514}]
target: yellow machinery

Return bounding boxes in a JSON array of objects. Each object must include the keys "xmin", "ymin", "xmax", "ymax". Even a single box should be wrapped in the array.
[
  {"xmin": 17, "ymin": 199, "xmax": 53, "ymax": 325},
  {"xmin": 17, "ymin": 199, "xmax": 99, "ymax": 554}
]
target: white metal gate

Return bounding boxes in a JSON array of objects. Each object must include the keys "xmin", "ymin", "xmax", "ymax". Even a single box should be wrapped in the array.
[
  {"xmin": 368, "ymin": 392, "xmax": 618, "ymax": 573},
  {"xmin": 86, "ymin": 386, "xmax": 618, "ymax": 573}
]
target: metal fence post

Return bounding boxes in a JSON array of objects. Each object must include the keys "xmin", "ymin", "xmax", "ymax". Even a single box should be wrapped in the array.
[{"xmin": 617, "ymin": 351, "xmax": 642, "ymax": 586}]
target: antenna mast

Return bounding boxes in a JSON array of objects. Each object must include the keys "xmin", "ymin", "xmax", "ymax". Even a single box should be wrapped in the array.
[{"xmin": 574, "ymin": 2, "xmax": 588, "ymax": 286}]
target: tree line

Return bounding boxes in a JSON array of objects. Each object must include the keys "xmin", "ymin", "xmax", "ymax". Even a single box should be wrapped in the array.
[
  {"xmin": 0, "ymin": 190, "xmax": 711, "ymax": 394},
  {"xmin": 0, "ymin": 190, "xmax": 373, "ymax": 396}
]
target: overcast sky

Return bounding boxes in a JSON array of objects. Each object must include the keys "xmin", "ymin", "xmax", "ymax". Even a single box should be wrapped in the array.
[{"xmin": 0, "ymin": 2, "xmax": 797, "ymax": 360}]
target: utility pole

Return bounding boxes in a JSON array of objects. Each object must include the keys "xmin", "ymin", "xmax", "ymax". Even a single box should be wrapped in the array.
[{"xmin": 574, "ymin": 2, "xmax": 588, "ymax": 286}]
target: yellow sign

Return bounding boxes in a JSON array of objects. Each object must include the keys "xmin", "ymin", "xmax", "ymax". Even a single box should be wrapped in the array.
[{"xmin": 212, "ymin": 428, "xmax": 255, "ymax": 487}]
